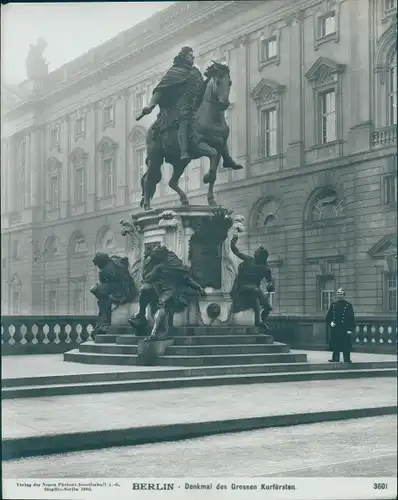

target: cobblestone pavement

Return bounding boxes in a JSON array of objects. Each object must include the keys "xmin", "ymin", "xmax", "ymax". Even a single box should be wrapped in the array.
[
  {"xmin": 3, "ymin": 416, "xmax": 396, "ymax": 477},
  {"xmin": 2, "ymin": 351, "xmax": 396, "ymax": 380},
  {"xmin": 3, "ymin": 378, "xmax": 397, "ymax": 439}
]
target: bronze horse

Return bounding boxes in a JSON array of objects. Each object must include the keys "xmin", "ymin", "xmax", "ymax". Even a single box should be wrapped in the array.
[{"xmin": 140, "ymin": 62, "xmax": 240, "ymax": 210}]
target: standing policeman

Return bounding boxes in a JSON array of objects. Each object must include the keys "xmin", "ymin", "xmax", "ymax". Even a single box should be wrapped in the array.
[{"xmin": 325, "ymin": 287, "xmax": 355, "ymax": 363}]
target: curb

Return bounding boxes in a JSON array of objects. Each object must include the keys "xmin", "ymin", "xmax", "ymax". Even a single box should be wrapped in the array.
[
  {"xmin": 3, "ymin": 406, "xmax": 396, "ymax": 460},
  {"xmin": 2, "ymin": 369, "xmax": 396, "ymax": 399}
]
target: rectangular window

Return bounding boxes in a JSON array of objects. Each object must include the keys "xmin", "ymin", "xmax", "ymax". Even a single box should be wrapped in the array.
[
  {"xmin": 49, "ymin": 175, "xmax": 59, "ymax": 209},
  {"xmin": 320, "ymin": 90, "xmax": 336, "ymax": 143},
  {"xmin": 103, "ymin": 105, "xmax": 114, "ymax": 124},
  {"xmin": 383, "ymin": 174, "xmax": 397, "ymax": 204},
  {"xmin": 135, "ymin": 91, "xmax": 147, "ymax": 111},
  {"xmin": 388, "ymin": 62, "xmax": 397, "ymax": 126},
  {"xmin": 47, "ymin": 285, "xmax": 58, "ymax": 314},
  {"xmin": 71, "ymin": 282, "xmax": 84, "ymax": 314},
  {"xmin": 51, "ymin": 127, "xmax": 60, "ymax": 145},
  {"xmin": 103, "ymin": 158, "xmax": 113, "ymax": 197},
  {"xmin": 319, "ymin": 12, "xmax": 336, "ymax": 38},
  {"xmin": 261, "ymin": 37, "xmax": 277, "ymax": 61},
  {"xmin": 135, "ymin": 147, "xmax": 146, "ymax": 180},
  {"xmin": 76, "ymin": 117, "xmax": 85, "ymax": 136},
  {"xmin": 385, "ymin": 0, "xmax": 396, "ymax": 11},
  {"xmin": 319, "ymin": 276, "xmax": 335, "ymax": 311},
  {"xmin": 262, "ymin": 108, "xmax": 277, "ymax": 157},
  {"xmin": 386, "ymin": 272, "xmax": 397, "ymax": 312},
  {"xmin": 11, "ymin": 286, "xmax": 21, "ymax": 314},
  {"xmin": 12, "ymin": 240, "xmax": 19, "ymax": 260},
  {"xmin": 75, "ymin": 166, "xmax": 84, "ymax": 204}
]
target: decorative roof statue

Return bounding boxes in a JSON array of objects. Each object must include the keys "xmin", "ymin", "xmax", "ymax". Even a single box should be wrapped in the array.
[{"xmin": 25, "ymin": 38, "xmax": 49, "ymax": 81}]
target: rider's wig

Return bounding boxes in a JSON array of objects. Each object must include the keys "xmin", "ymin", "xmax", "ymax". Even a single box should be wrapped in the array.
[{"xmin": 173, "ymin": 46, "xmax": 194, "ymax": 67}]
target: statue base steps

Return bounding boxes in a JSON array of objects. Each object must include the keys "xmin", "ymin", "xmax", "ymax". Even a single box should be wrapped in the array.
[
  {"xmin": 65, "ymin": 325, "xmax": 307, "ymax": 367},
  {"xmin": 137, "ymin": 339, "xmax": 174, "ymax": 366}
]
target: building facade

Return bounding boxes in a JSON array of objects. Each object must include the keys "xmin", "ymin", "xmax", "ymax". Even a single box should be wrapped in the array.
[{"xmin": 1, "ymin": 0, "xmax": 397, "ymax": 318}]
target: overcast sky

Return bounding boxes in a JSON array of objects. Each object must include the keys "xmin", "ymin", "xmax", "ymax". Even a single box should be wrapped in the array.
[{"xmin": 1, "ymin": 2, "xmax": 175, "ymax": 83}]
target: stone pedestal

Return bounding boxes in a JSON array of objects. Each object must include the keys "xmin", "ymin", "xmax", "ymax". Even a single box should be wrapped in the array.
[
  {"xmin": 137, "ymin": 339, "xmax": 174, "ymax": 366},
  {"xmin": 119, "ymin": 206, "xmax": 245, "ymax": 327}
]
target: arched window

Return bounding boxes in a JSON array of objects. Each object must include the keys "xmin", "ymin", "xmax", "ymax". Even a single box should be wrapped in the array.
[
  {"xmin": 309, "ymin": 187, "xmax": 344, "ymax": 222},
  {"xmin": 44, "ymin": 235, "xmax": 60, "ymax": 257},
  {"xmin": 252, "ymin": 198, "xmax": 280, "ymax": 230},
  {"xmin": 388, "ymin": 50, "xmax": 397, "ymax": 126},
  {"xmin": 96, "ymin": 227, "xmax": 116, "ymax": 251},
  {"xmin": 69, "ymin": 231, "xmax": 87, "ymax": 254}
]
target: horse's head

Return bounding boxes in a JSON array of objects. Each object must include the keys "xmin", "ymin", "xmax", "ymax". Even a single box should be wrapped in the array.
[{"xmin": 204, "ymin": 61, "xmax": 232, "ymax": 111}]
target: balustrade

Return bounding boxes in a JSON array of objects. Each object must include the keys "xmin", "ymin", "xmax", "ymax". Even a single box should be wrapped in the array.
[
  {"xmin": 372, "ymin": 126, "xmax": 397, "ymax": 147},
  {"xmin": 1, "ymin": 315, "xmax": 97, "ymax": 354}
]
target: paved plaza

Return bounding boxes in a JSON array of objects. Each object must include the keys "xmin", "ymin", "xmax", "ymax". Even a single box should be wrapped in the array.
[
  {"xmin": 3, "ymin": 416, "xmax": 397, "ymax": 477},
  {"xmin": 3, "ymin": 350, "xmax": 396, "ymax": 380}
]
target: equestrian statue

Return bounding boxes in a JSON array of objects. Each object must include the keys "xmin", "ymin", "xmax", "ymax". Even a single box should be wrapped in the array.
[{"xmin": 137, "ymin": 46, "xmax": 243, "ymax": 210}]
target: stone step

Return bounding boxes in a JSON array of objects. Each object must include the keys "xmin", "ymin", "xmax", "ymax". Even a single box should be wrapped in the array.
[
  {"xmin": 79, "ymin": 342, "xmax": 289, "ymax": 356},
  {"xmin": 113, "ymin": 334, "xmax": 275, "ymax": 346},
  {"xmin": 9, "ymin": 356, "xmax": 398, "ymax": 387},
  {"xmin": 172, "ymin": 326, "xmax": 267, "ymax": 336},
  {"xmin": 94, "ymin": 334, "xmax": 118, "ymax": 344},
  {"xmin": 3, "ymin": 368, "xmax": 396, "ymax": 399},
  {"xmin": 80, "ymin": 343, "xmax": 138, "ymax": 355},
  {"xmin": 167, "ymin": 343, "xmax": 290, "ymax": 356},
  {"xmin": 172, "ymin": 335, "xmax": 274, "ymax": 345},
  {"xmin": 158, "ymin": 353, "xmax": 307, "ymax": 366},
  {"xmin": 64, "ymin": 351, "xmax": 138, "ymax": 366}
]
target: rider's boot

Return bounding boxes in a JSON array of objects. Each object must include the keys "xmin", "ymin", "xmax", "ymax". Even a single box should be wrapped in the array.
[{"xmin": 177, "ymin": 121, "xmax": 190, "ymax": 162}]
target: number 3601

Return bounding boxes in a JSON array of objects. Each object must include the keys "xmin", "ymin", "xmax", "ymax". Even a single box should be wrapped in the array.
[{"xmin": 373, "ymin": 483, "xmax": 388, "ymax": 490}]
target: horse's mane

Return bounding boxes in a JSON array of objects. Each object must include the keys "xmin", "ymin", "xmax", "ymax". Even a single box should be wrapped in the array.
[{"xmin": 203, "ymin": 61, "xmax": 230, "ymax": 87}]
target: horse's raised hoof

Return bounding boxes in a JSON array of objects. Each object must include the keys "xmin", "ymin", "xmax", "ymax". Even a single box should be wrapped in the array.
[
  {"xmin": 203, "ymin": 172, "xmax": 210, "ymax": 185},
  {"xmin": 223, "ymin": 162, "xmax": 243, "ymax": 170},
  {"xmin": 181, "ymin": 199, "xmax": 190, "ymax": 206},
  {"xmin": 207, "ymin": 197, "xmax": 217, "ymax": 206}
]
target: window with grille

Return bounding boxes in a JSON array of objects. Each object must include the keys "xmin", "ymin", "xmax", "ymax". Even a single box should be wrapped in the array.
[
  {"xmin": 319, "ymin": 90, "xmax": 336, "ymax": 143},
  {"xmin": 262, "ymin": 108, "xmax": 277, "ymax": 157},
  {"xmin": 383, "ymin": 174, "xmax": 397, "ymax": 204},
  {"xmin": 319, "ymin": 277, "xmax": 335, "ymax": 311},
  {"xmin": 102, "ymin": 158, "xmax": 113, "ymax": 197},
  {"xmin": 319, "ymin": 12, "xmax": 336, "ymax": 37},
  {"xmin": 261, "ymin": 37, "xmax": 277, "ymax": 61}
]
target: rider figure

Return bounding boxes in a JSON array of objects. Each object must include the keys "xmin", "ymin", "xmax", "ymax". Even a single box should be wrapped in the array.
[
  {"xmin": 139, "ymin": 47, "xmax": 243, "ymax": 171},
  {"xmin": 140, "ymin": 46, "xmax": 203, "ymax": 163}
]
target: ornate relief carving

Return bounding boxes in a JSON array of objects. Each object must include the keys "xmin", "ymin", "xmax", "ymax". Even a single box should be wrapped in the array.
[
  {"xmin": 158, "ymin": 210, "xmax": 184, "ymax": 261},
  {"xmin": 309, "ymin": 188, "xmax": 344, "ymax": 221},
  {"xmin": 128, "ymin": 125, "xmax": 147, "ymax": 146},
  {"xmin": 250, "ymin": 78, "xmax": 285, "ymax": 105},
  {"xmin": 46, "ymin": 156, "xmax": 61, "ymax": 174},
  {"xmin": 97, "ymin": 136, "xmax": 118, "ymax": 157},
  {"xmin": 305, "ymin": 57, "xmax": 345, "ymax": 87},
  {"xmin": 254, "ymin": 198, "xmax": 280, "ymax": 229},
  {"xmin": 69, "ymin": 147, "xmax": 88, "ymax": 165}
]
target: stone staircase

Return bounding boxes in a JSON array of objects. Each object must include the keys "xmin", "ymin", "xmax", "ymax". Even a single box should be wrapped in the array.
[{"xmin": 64, "ymin": 326, "xmax": 307, "ymax": 367}]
